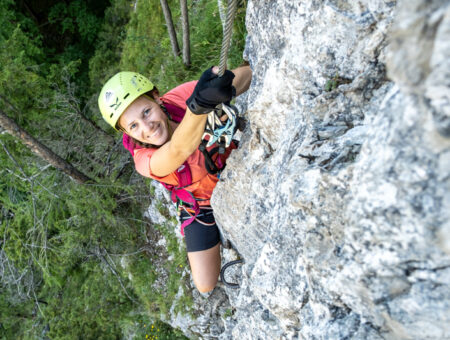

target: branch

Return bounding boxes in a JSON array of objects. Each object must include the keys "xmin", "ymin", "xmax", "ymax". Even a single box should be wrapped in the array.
[
  {"xmin": 0, "ymin": 108, "xmax": 93, "ymax": 184},
  {"xmin": 97, "ymin": 247, "xmax": 138, "ymax": 304}
]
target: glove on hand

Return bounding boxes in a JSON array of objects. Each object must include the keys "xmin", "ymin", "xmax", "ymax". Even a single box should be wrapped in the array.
[{"xmin": 186, "ymin": 67, "xmax": 236, "ymax": 114}]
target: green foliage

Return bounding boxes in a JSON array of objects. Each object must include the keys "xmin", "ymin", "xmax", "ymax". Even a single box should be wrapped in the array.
[
  {"xmin": 44, "ymin": 261, "xmax": 132, "ymax": 339},
  {"xmin": 119, "ymin": 0, "xmax": 247, "ymax": 93},
  {"xmin": 0, "ymin": 292, "xmax": 35, "ymax": 339},
  {"xmin": 223, "ymin": 308, "xmax": 233, "ymax": 318},
  {"xmin": 139, "ymin": 320, "xmax": 187, "ymax": 340},
  {"xmin": 324, "ymin": 73, "xmax": 352, "ymax": 92},
  {"xmin": 0, "ymin": 26, "xmax": 47, "ymax": 126},
  {"xmin": 325, "ymin": 77, "xmax": 339, "ymax": 92},
  {"xmin": 0, "ymin": 0, "xmax": 15, "ymax": 40},
  {"xmin": 0, "ymin": 0, "xmax": 40, "ymax": 42},
  {"xmin": 1, "ymin": 0, "xmax": 247, "ymax": 338},
  {"xmin": 48, "ymin": 1, "xmax": 101, "ymax": 43},
  {"xmin": 88, "ymin": 0, "xmax": 133, "ymax": 93}
]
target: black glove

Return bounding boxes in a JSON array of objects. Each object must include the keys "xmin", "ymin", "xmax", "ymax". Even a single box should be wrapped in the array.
[{"xmin": 186, "ymin": 67, "xmax": 236, "ymax": 114}]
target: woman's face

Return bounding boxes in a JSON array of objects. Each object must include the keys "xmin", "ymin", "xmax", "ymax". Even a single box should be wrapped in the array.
[{"xmin": 118, "ymin": 95, "xmax": 169, "ymax": 146}]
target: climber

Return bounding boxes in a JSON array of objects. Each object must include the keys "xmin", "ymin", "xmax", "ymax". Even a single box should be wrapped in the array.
[{"xmin": 98, "ymin": 65, "xmax": 252, "ymax": 293}]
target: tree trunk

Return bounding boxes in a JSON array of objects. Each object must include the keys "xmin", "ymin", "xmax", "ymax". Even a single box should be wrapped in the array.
[
  {"xmin": 160, "ymin": 0, "xmax": 180, "ymax": 57},
  {"xmin": 180, "ymin": 0, "xmax": 191, "ymax": 67},
  {"xmin": 0, "ymin": 109, "xmax": 92, "ymax": 184}
]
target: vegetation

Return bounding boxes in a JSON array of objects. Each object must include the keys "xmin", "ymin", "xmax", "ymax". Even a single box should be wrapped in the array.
[
  {"xmin": 324, "ymin": 73, "xmax": 352, "ymax": 92},
  {"xmin": 0, "ymin": 0, "xmax": 246, "ymax": 338}
]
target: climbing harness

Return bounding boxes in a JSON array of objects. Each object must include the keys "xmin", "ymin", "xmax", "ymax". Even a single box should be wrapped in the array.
[
  {"xmin": 122, "ymin": 102, "xmax": 231, "ymax": 235},
  {"xmin": 220, "ymin": 259, "xmax": 244, "ymax": 288}
]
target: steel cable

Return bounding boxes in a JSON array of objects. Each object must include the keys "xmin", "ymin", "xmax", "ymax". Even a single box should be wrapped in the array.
[{"xmin": 218, "ymin": 0, "xmax": 239, "ymax": 76}]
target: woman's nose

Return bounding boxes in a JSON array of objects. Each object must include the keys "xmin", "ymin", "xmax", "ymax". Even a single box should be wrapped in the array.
[{"xmin": 142, "ymin": 121, "xmax": 155, "ymax": 138}]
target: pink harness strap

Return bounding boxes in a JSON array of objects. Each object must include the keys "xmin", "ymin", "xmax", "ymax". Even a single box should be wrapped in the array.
[
  {"xmin": 159, "ymin": 162, "xmax": 198, "ymax": 236},
  {"xmin": 123, "ymin": 134, "xmax": 139, "ymax": 156}
]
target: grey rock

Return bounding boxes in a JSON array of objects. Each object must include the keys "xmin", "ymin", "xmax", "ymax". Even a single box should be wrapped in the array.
[{"xmin": 155, "ymin": 0, "xmax": 450, "ymax": 339}]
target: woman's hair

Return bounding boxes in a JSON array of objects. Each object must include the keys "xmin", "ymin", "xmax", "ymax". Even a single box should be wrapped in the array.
[{"xmin": 129, "ymin": 136, "xmax": 154, "ymax": 149}]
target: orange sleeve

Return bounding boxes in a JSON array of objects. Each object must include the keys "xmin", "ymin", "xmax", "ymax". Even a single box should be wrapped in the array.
[
  {"xmin": 133, "ymin": 148, "xmax": 155, "ymax": 178},
  {"xmin": 161, "ymin": 81, "xmax": 197, "ymax": 110},
  {"xmin": 133, "ymin": 148, "xmax": 179, "ymax": 185}
]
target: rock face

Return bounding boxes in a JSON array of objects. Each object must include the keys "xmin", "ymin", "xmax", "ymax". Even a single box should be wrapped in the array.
[
  {"xmin": 156, "ymin": 0, "xmax": 450, "ymax": 339},
  {"xmin": 207, "ymin": 0, "xmax": 450, "ymax": 339}
]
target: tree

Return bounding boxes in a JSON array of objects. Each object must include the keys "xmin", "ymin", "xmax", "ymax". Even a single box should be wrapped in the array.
[
  {"xmin": 180, "ymin": 0, "xmax": 191, "ymax": 67},
  {"xmin": 160, "ymin": 0, "xmax": 180, "ymax": 57},
  {"xmin": 51, "ymin": 67, "xmax": 115, "ymax": 145},
  {"xmin": 0, "ymin": 106, "xmax": 92, "ymax": 184}
]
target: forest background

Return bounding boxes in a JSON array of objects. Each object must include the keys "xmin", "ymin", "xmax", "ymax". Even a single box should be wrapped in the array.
[{"xmin": 0, "ymin": 0, "xmax": 246, "ymax": 338}]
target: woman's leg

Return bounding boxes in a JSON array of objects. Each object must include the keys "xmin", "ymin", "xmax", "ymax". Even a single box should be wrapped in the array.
[
  {"xmin": 182, "ymin": 208, "xmax": 222, "ymax": 293},
  {"xmin": 187, "ymin": 243, "xmax": 221, "ymax": 293}
]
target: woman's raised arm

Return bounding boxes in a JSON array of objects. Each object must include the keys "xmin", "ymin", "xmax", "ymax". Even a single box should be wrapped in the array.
[{"xmin": 150, "ymin": 66, "xmax": 239, "ymax": 177}]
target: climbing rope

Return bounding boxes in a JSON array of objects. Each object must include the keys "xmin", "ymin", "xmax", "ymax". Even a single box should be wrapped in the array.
[{"xmin": 202, "ymin": 0, "xmax": 243, "ymax": 155}]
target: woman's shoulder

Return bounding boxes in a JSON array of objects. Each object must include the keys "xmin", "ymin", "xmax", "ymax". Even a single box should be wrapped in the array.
[
  {"xmin": 161, "ymin": 80, "xmax": 198, "ymax": 110},
  {"xmin": 133, "ymin": 147, "xmax": 157, "ymax": 178}
]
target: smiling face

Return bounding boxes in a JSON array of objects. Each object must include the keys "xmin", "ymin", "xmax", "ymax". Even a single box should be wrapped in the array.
[{"xmin": 118, "ymin": 95, "xmax": 170, "ymax": 146}]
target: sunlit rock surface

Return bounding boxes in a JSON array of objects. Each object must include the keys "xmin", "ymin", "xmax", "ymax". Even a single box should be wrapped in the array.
[{"xmin": 162, "ymin": 0, "xmax": 450, "ymax": 339}]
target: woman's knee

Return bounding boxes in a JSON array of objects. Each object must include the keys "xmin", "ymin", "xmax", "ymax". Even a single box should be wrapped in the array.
[{"xmin": 194, "ymin": 275, "xmax": 218, "ymax": 293}]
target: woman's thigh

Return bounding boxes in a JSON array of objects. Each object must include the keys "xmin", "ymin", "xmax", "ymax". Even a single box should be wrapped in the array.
[
  {"xmin": 182, "ymin": 209, "xmax": 222, "ymax": 292},
  {"xmin": 187, "ymin": 243, "xmax": 221, "ymax": 293}
]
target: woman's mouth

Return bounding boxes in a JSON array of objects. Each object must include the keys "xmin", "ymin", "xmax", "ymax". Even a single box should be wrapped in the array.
[{"xmin": 148, "ymin": 123, "xmax": 162, "ymax": 140}]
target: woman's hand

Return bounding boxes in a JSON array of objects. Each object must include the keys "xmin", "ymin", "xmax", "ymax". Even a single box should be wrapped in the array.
[{"xmin": 186, "ymin": 66, "xmax": 235, "ymax": 114}]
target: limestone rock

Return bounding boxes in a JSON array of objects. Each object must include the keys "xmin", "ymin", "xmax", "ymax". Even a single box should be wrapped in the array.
[
  {"xmin": 212, "ymin": 0, "xmax": 450, "ymax": 339},
  {"xmin": 162, "ymin": 0, "xmax": 450, "ymax": 338}
]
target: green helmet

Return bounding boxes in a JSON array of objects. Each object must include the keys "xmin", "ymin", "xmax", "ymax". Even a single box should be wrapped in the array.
[{"xmin": 98, "ymin": 71, "xmax": 155, "ymax": 130}]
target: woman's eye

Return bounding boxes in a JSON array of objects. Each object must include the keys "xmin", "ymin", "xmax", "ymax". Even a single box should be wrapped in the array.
[
  {"xmin": 130, "ymin": 123, "xmax": 137, "ymax": 130},
  {"xmin": 143, "ymin": 109, "xmax": 150, "ymax": 116}
]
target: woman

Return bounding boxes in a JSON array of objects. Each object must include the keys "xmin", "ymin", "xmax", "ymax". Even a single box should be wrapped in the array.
[{"xmin": 98, "ymin": 65, "xmax": 251, "ymax": 292}]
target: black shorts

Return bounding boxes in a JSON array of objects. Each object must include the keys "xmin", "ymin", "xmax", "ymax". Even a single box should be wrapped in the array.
[{"xmin": 180, "ymin": 208, "xmax": 221, "ymax": 252}]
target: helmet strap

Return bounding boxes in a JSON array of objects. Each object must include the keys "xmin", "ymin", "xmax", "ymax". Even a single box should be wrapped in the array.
[
  {"xmin": 160, "ymin": 103, "xmax": 171, "ymax": 119},
  {"xmin": 167, "ymin": 117, "xmax": 173, "ymax": 140},
  {"xmin": 159, "ymin": 103, "xmax": 175, "ymax": 140}
]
